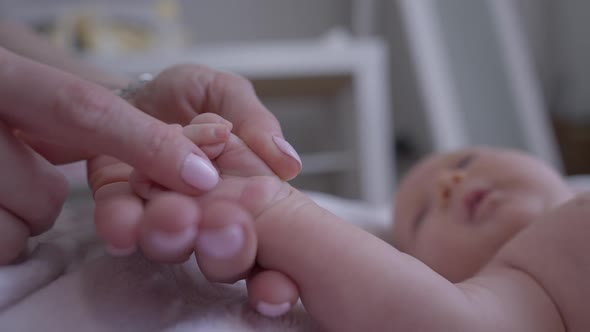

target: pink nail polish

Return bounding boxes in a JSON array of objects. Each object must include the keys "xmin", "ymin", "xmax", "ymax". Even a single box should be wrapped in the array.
[
  {"xmin": 181, "ymin": 153, "xmax": 219, "ymax": 190},
  {"xmin": 256, "ymin": 301, "xmax": 291, "ymax": 317},
  {"xmin": 196, "ymin": 224, "xmax": 244, "ymax": 259},
  {"xmin": 147, "ymin": 227, "xmax": 197, "ymax": 255},
  {"xmin": 272, "ymin": 136, "xmax": 302, "ymax": 167}
]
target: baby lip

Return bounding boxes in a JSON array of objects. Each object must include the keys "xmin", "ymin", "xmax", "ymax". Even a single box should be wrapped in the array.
[{"xmin": 464, "ymin": 189, "xmax": 491, "ymax": 221}]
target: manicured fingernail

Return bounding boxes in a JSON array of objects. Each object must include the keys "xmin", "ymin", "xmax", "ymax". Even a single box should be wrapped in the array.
[
  {"xmin": 146, "ymin": 227, "xmax": 197, "ymax": 254},
  {"xmin": 273, "ymin": 136, "xmax": 302, "ymax": 167},
  {"xmin": 196, "ymin": 224, "xmax": 244, "ymax": 259},
  {"xmin": 106, "ymin": 244, "xmax": 136, "ymax": 257},
  {"xmin": 256, "ymin": 301, "xmax": 291, "ymax": 317},
  {"xmin": 181, "ymin": 153, "xmax": 219, "ymax": 190}
]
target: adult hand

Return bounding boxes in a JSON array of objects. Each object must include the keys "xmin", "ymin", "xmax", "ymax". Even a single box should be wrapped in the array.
[
  {"xmin": 0, "ymin": 48, "xmax": 220, "ymax": 263},
  {"xmin": 90, "ymin": 64, "xmax": 303, "ymax": 273},
  {"xmin": 88, "ymin": 64, "xmax": 303, "ymax": 259},
  {"xmin": 89, "ymin": 113, "xmax": 300, "ymax": 317},
  {"xmin": 130, "ymin": 64, "xmax": 302, "ymax": 181}
]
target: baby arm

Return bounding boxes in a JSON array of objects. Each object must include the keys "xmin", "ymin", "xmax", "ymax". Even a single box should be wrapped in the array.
[
  {"xmin": 251, "ymin": 188, "xmax": 474, "ymax": 331},
  {"xmin": 252, "ymin": 187, "xmax": 571, "ymax": 331}
]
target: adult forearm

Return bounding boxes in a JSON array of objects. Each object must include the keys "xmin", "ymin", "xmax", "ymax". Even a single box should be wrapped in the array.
[{"xmin": 0, "ymin": 21, "xmax": 127, "ymax": 90}]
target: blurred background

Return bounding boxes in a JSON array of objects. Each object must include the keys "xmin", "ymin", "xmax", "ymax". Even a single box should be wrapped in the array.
[{"xmin": 2, "ymin": 0, "xmax": 589, "ymax": 206}]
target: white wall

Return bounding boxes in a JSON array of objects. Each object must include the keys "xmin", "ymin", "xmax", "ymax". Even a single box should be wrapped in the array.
[
  {"xmin": 547, "ymin": 1, "xmax": 590, "ymax": 118},
  {"xmin": 179, "ymin": 0, "xmax": 351, "ymax": 44},
  {"xmin": 516, "ymin": 0, "xmax": 590, "ymax": 119},
  {"xmin": 378, "ymin": 0, "xmax": 433, "ymax": 168},
  {"xmin": 0, "ymin": 0, "xmax": 352, "ymax": 44},
  {"xmin": 5, "ymin": 0, "xmax": 582, "ymax": 166}
]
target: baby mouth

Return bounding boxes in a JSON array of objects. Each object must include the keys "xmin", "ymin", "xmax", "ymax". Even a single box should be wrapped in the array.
[{"xmin": 464, "ymin": 189, "xmax": 491, "ymax": 221}]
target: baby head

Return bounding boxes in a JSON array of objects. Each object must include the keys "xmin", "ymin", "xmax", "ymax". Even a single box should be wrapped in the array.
[{"xmin": 392, "ymin": 146, "xmax": 573, "ymax": 282}]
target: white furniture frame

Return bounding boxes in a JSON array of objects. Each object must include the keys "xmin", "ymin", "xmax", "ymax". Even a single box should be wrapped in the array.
[{"xmin": 398, "ymin": 0, "xmax": 561, "ymax": 169}]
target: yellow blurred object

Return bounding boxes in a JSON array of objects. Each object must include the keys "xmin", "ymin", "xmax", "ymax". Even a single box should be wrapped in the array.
[
  {"xmin": 156, "ymin": 0, "xmax": 181, "ymax": 20},
  {"xmin": 21, "ymin": 1, "xmax": 188, "ymax": 56},
  {"xmin": 71, "ymin": 13, "xmax": 156, "ymax": 54}
]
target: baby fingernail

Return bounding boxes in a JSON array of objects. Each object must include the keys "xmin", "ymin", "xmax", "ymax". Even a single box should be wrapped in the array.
[
  {"xmin": 256, "ymin": 301, "xmax": 291, "ymax": 317},
  {"xmin": 146, "ymin": 227, "xmax": 197, "ymax": 255},
  {"xmin": 273, "ymin": 136, "xmax": 302, "ymax": 167},
  {"xmin": 196, "ymin": 224, "xmax": 244, "ymax": 259},
  {"xmin": 106, "ymin": 244, "xmax": 137, "ymax": 257},
  {"xmin": 181, "ymin": 153, "xmax": 219, "ymax": 190}
]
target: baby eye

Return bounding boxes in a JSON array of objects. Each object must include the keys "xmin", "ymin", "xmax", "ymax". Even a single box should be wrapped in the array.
[{"xmin": 455, "ymin": 154, "xmax": 475, "ymax": 169}]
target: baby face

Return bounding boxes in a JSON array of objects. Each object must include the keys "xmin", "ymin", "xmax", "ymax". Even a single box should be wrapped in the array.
[{"xmin": 392, "ymin": 147, "xmax": 572, "ymax": 282}]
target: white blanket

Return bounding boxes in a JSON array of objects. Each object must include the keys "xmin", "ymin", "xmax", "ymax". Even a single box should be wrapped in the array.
[{"xmin": 0, "ymin": 192, "xmax": 391, "ymax": 332}]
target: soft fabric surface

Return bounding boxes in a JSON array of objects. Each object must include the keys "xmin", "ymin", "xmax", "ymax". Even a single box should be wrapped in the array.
[{"xmin": 0, "ymin": 192, "xmax": 391, "ymax": 332}]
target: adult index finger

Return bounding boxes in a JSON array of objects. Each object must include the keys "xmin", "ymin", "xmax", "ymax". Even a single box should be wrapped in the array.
[{"xmin": 0, "ymin": 48, "xmax": 218, "ymax": 193}]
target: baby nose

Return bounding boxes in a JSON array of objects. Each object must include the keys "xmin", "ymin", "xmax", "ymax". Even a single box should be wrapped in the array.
[{"xmin": 436, "ymin": 170, "xmax": 465, "ymax": 206}]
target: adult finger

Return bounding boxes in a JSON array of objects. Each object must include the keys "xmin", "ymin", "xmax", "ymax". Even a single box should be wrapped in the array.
[
  {"xmin": 194, "ymin": 201, "xmax": 257, "ymax": 283},
  {"xmin": 94, "ymin": 182, "xmax": 143, "ymax": 255},
  {"xmin": 130, "ymin": 121, "xmax": 230, "ymax": 200},
  {"xmin": 0, "ymin": 121, "xmax": 68, "ymax": 235},
  {"xmin": 0, "ymin": 48, "xmax": 218, "ymax": 193},
  {"xmin": 138, "ymin": 64, "xmax": 302, "ymax": 180},
  {"xmin": 0, "ymin": 208, "xmax": 29, "ymax": 264},
  {"xmin": 14, "ymin": 131, "xmax": 94, "ymax": 164},
  {"xmin": 87, "ymin": 155, "xmax": 134, "ymax": 194},
  {"xmin": 247, "ymin": 269, "xmax": 299, "ymax": 317},
  {"xmin": 138, "ymin": 193, "xmax": 199, "ymax": 263}
]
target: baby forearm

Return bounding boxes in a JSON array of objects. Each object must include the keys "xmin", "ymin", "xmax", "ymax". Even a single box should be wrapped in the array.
[{"xmin": 256, "ymin": 189, "xmax": 473, "ymax": 331}]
